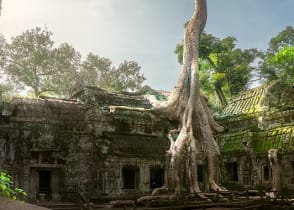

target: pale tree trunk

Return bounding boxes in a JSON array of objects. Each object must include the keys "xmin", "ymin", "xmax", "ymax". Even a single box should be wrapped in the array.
[
  {"xmin": 152, "ymin": 0, "xmax": 225, "ymax": 196},
  {"xmin": 268, "ymin": 149, "xmax": 281, "ymax": 197},
  {"xmin": 0, "ymin": 0, "xmax": 2, "ymax": 16}
]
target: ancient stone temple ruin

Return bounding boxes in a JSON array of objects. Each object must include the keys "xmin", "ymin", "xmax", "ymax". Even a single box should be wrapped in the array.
[
  {"xmin": 0, "ymin": 81, "xmax": 293, "ymax": 201},
  {"xmin": 217, "ymin": 81, "xmax": 294, "ymax": 191},
  {"xmin": 0, "ymin": 87, "xmax": 170, "ymax": 201}
]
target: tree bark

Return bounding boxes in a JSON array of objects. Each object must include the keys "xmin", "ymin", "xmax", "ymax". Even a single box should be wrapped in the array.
[
  {"xmin": 152, "ymin": 0, "xmax": 225, "ymax": 195},
  {"xmin": 207, "ymin": 57, "xmax": 227, "ymax": 107},
  {"xmin": 268, "ymin": 149, "xmax": 281, "ymax": 196},
  {"xmin": 0, "ymin": 0, "xmax": 2, "ymax": 16}
]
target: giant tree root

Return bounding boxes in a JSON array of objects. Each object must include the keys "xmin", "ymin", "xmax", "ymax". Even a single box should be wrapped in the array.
[
  {"xmin": 137, "ymin": 194, "xmax": 176, "ymax": 205},
  {"xmin": 109, "ymin": 200, "xmax": 135, "ymax": 208}
]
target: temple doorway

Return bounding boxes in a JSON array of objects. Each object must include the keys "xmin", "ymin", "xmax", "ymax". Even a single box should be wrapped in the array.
[
  {"xmin": 38, "ymin": 170, "xmax": 51, "ymax": 200},
  {"xmin": 150, "ymin": 167, "xmax": 164, "ymax": 189}
]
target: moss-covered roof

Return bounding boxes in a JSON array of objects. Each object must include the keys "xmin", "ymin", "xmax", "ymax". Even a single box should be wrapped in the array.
[
  {"xmin": 221, "ymin": 81, "xmax": 294, "ymax": 117},
  {"xmin": 218, "ymin": 130, "xmax": 250, "ymax": 154},
  {"xmin": 253, "ymin": 125, "xmax": 294, "ymax": 155},
  {"xmin": 218, "ymin": 81, "xmax": 294, "ymax": 155},
  {"xmin": 75, "ymin": 86, "xmax": 152, "ymax": 109},
  {"xmin": 218, "ymin": 125, "xmax": 294, "ymax": 155},
  {"xmin": 222, "ymin": 85, "xmax": 267, "ymax": 116}
]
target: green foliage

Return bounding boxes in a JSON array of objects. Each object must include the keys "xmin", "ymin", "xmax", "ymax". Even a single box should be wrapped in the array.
[
  {"xmin": 1, "ymin": 27, "xmax": 81, "ymax": 97},
  {"xmin": 259, "ymin": 26, "xmax": 294, "ymax": 83},
  {"xmin": 175, "ymin": 31, "xmax": 258, "ymax": 105},
  {"xmin": 269, "ymin": 26, "xmax": 294, "ymax": 53},
  {"xmin": 0, "ymin": 170, "xmax": 27, "ymax": 200},
  {"xmin": 218, "ymin": 131, "xmax": 248, "ymax": 154},
  {"xmin": 175, "ymin": 44, "xmax": 183, "ymax": 65},
  {"xmin": 113, "ymin": 60, "xmax": 145, "ymax": 91},
  {"xmin": 1, "ymin": 26, "xmax": 145, "ymax": 98},
  {"xmin": 80, "ymin": 53, "xmax": 112, "ymax": 88},
  {"xmin": 49, "ymin": 43, "xmax": 81, "ymax": 96},
  {"xmin": 0, "ymin": 83, "xmax": 15, "ymax": 102},
  {"xmin": 199, "ymin": 59, "xmax": 214, "ymax": 99},
  {"xmin": 80, "ymin": 54, "xmax": 145, "ymax": 92},
  {"xmin": 268, "ymin": 46, "xmax": 294, "ymax": 83},
  {"xmin": 0, "ymin": 34, "xmax": 7, "ymax": 68},
  {"xmin": 253, "ymin": 126, "xmax": 294, "ymax": 155},
  {"xmin": 137, "ymin": 85, "xmax": 167, "ymax": 102}
]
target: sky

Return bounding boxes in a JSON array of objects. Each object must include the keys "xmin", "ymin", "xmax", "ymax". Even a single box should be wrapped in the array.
[{"xmin": 0, "ymin": 0, "xmax": 293, "ymax": 91}]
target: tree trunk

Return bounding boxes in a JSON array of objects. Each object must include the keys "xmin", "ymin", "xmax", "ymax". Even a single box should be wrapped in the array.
[
  {"xmin": 0, "ymin": 0, "xmax": 2, "ymax": 16},
  {"xmin": 153, "ymin": 0, "xmax": 225, "ymax": 195},
  {"xmin": 215, "ymin": 83, "xmax": 227, "ymax": 107},
  {"xmin": 268, "ymin": 149, "xmax": 281, "ymax": 197},
  {"xmin": 207, "ymin": 57, "xmax": 227, "ymax": 107}
]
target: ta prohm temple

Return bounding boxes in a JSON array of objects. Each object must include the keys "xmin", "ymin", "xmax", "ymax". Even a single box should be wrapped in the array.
[{"xmin": 0, "ymin": 81, "xmax": 293, "ymax": 202}]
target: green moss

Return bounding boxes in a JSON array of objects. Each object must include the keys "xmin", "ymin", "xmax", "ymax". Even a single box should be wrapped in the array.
[
  {"xmin": 253, "ymin": 125, "xmax": 294, "ymax": 154},
  {"xmin": 218, "ymin": 130, "xmax": 250, "ymax": 154}
]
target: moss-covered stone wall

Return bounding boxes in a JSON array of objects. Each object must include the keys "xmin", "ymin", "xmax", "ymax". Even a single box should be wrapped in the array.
[
  {"xmin": 217, "ymin": 81, "xmax": 294, "ymax": 191},
  {"xmin": 0, "ymin": 88, "xmax": 170, "ymax": 200}
]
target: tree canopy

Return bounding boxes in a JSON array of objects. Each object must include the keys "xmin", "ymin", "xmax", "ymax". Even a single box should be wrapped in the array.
[
  {"xmin": 259, "ymin": 26, "xmax": 294, "ymax": 83},
  {"xmin": 175, "ymin": 31, "xmax": 258, "ymax": 107},
  {"xmin": 80, "ymin": 54, "xmax": 145, "ymax": 92},
  {"xmin": 1, "ymin": 27, "xmax": 81, "ymax": 97},
  {"xmin": 0, "ymin": 27, "xmax": 145, "ymax": 98}
]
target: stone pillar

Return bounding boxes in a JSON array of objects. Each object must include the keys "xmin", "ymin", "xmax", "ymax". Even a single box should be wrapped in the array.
[
  {"xmin": 139, "ymin": 163, "xmax": 150, "ymax": 193},
  {"xmin": 51, "ymin": 169, "xmax": 62, "ymax": 200},
  {"xmin": 28, "ymin": 168, "xmax": 37, "ymax": 200},
  {"xmin": 0, "ymin": 89, "xmax": 2, "ymax": 104}
]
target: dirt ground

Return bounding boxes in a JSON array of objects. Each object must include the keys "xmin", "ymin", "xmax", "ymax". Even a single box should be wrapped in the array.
[{"xmin": 0, "ymin": 197, "xmax": 51, "ymax": 210}]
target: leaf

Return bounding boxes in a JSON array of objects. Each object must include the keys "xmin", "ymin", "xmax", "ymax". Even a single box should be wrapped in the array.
[
  {"xmin": 212, "ymin": 72, "xmax": 225, "ymax": 82},
  {"xmin": 0, "ymin": 183, "xmax": 7, "ymax": 191},
  {"xmin": 209, "ymin": 53, "xmax": 218, "ymax": 66}
]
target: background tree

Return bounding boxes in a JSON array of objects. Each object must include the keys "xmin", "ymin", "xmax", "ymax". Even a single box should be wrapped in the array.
[
  {"xmin": 0, "ymin": 84, "xmax": 15, "ymax": 102},
  {"xmin": 1, "ymin": 27, "xmax": 146, "ymax": 98},
  {"xmin": 2, "ymin": 27, "xmax": 81, "ymax": 97},
  {"xmin": 259, "ymin": 26, "xmax": 294, "ymax": 83},
  {"xmin": 175, "ymin": 32, "xmax": 258, "ymax": 107},
  {"xmin": 0, "ymin": 34, "xmax": 6, "ymax": 68},
  {"xmin": 3, "ymin": 27, "xmax": 55, "ymax": 96},
  {"xmin": 112, "ymin": 60, "xmax": 145, "ymax": 91},
  {"xmin": 80, "ymin": 54, "xmax": 145, "ymax": 92},
  {"xmin": 80, "ymin": 53, "xmax": 113, "ymax": 88},
  {"xmin": 268, "ymin": 46, "xmax": 294, "ymax": 83},
  {"xmin": 48, "ymin": 43, "xmax": 81, "ymax": 96}
]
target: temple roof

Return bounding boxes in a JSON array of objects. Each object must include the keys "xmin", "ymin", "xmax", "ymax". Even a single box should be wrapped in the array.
[
  {"xmin": 222, "ymin": 85, "xmax": 267, "ymax": 116},
  {"xmin": 221, "ymin": 81, "xmax": 294, "ymax": 117},
  {"xmin": 218, "ymin": 81, "xmax": 294, "ymax": 155}
]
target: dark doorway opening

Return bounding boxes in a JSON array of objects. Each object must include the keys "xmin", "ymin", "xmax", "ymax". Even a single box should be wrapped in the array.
[
  {"xmin": 225, "ymin": 162, "xmax": 238, "ymax": 182},
  {"xmin": 150, "ymin": 167, "xmax": 164, "ymax": 189},
  {"xmin": 292, "ymin": 161, "xmax": 294, "ymax": 184},
  {"xmin": 263, "ymin": 165, "xmax": 271, "ymax": 181},
  {"xmin": 38, "ymin": 170, "xmax": 51, "ymax": 200},
  {"xmin": 122, "ymin": 167, "xmax": 138, "ymax": 189},
  {"xmin": 197, "ymin": 165, "xmax": 204, "ymax": 183}
]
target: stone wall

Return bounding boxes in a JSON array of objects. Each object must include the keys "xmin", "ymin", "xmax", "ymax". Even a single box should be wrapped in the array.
[
  {"xmin": 0, "ymin": 88, "xmax": 170, "ymax": 201},
  {"xmin": 217, "ymin": 81, "xmax": 294, "ymax": 191}
]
